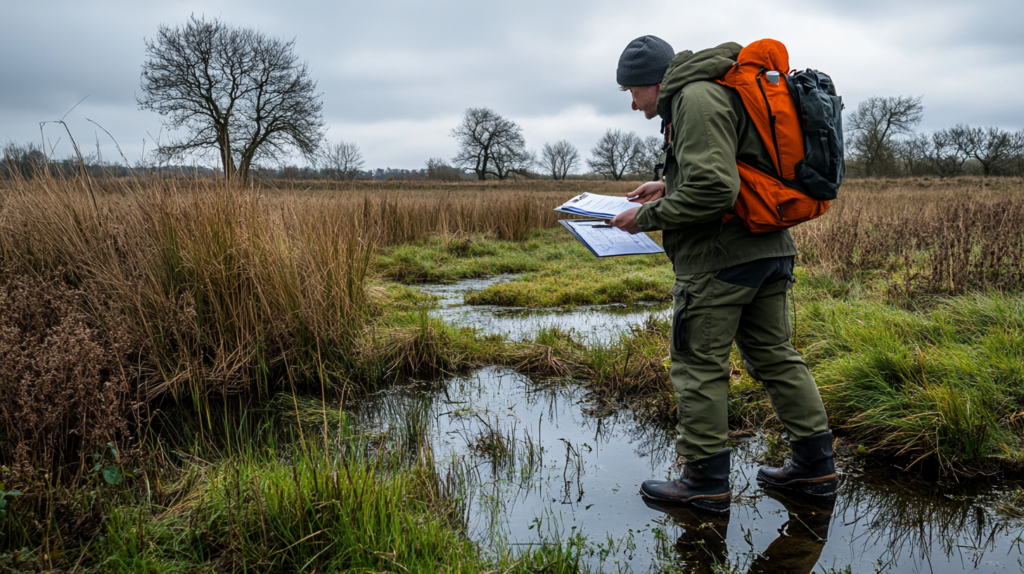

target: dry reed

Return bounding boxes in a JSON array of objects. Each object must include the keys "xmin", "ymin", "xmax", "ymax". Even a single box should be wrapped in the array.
[
  {"xmin": 794, "ymin": 177, "xmax": 1024, "ymax": 297},
  {"xmin": 0, "ymin": 174, "xmax": 579, "ymax": 470},
  {"xmin": 2, "ymin": 174, "xmax": 1021, "ymax": 472}
]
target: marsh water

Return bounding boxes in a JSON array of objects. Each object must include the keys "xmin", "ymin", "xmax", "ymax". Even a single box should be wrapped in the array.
[
  {"xmin": 356, "ymin": 276, "xmax": 1024, "ymax": 573},
  {"xmin": 419, "ymin": 274, "xmax": 671, "ymax": 345}
]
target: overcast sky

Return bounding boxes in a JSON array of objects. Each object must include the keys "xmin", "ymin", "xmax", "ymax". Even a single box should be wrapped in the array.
[{"xmin": 2, "ymin": 0, "xmax": 1021, "ymax": 170}]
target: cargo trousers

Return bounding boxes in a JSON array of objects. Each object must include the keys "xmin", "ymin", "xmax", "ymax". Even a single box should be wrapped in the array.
[{"xmin": 670, "ymin": 256, "xmax": 828, "ymax": 461}]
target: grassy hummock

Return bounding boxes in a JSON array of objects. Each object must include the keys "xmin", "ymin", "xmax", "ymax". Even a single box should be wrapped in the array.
[
  {"xmin": 92, "ymin": 440, "xmax": 587, "ymax": 574},
  {"xmin": 801, "ymin": 288, "xmax": 1024, "ymax": 472},
  {"xmin": 380, "ymin": 229, "xmax": 673, "ymax": 307}
]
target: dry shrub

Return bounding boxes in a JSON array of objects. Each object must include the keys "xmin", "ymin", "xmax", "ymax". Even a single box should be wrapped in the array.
[{"xmin": 0, "ymin": 273, "xmax": 135, "ymax": 474}]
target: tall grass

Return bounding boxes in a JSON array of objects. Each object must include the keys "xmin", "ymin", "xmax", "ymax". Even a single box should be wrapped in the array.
[
  {"xmin": 0, "ymin": 176, "xmax": 574, "ymax": 391},
  {"xmin": 3, "ymin": 175, "xmax": 1023, "ymax": 477},
  {"xmin": 794, "ymin": 177, "xmax": 1024, "ymax": 297},
  {"xmin": 0, "ymin": 174, "xmax": 574, "ymax": 474}
]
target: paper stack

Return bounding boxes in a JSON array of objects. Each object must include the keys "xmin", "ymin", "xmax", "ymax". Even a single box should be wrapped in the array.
[
  {"xmin": 559, "ymin": 220, "xmax": 664, "ymax": 258},
  {"xmin": 553, "ymin": 192, "xmax": 638, "ymax": 219}
]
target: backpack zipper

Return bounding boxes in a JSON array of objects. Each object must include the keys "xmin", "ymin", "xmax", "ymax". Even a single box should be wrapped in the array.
[{"xmin": 755, "ymin": 67, "xmax": 783, "ymax": 176}]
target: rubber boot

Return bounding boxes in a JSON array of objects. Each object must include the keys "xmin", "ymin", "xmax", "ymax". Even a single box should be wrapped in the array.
[
  {"xmin": 757, "ymin": 430, "xmax": 837, "ymax": 497},
  {"xmin": 640, "ymin": 447, "xmax": 731, "ymax": 513}
]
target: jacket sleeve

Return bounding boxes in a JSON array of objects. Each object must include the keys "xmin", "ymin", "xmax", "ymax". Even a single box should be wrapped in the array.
[{"xmin": 636, "ymin": 82, "xmax": 740, "ymax": 231}]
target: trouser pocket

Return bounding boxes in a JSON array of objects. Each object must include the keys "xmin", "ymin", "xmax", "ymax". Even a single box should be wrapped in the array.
[{"xmin": 672, "ymin": 288, "xmax": 688, "ymax": 354}]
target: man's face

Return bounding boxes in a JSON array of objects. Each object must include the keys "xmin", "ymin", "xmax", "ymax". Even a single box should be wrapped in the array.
[{"xmin": 627, "ymin": 85, "xmax": 660, "ymax": 120}]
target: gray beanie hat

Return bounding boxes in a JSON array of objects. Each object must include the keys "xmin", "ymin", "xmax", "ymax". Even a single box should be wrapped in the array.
[{"xmin": 616, "ymin": 35, "xmax": 674, "ymax": 87}]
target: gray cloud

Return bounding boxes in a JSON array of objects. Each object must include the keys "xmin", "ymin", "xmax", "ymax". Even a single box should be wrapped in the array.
[{"xmin": 2, "ymin": 0, "xmax": 1021, "ymax": 169}]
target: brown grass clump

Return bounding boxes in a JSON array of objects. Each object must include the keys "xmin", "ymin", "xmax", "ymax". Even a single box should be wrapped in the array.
[
  {"xmin": 0, "ymin": 273, "xmax": 135, "ymax": 474},
  {"xmin": 0, "ymin": 174, "xmax": 595, "ymax": 471},
  {"xmin": 0, "ymin": 177, "xmax": 373, "ymax": 401},
  {"xmin": 0, "ymin": 175, "xmax": 590, "ymax": 399},
  {"xmin": 1, "ymin": 173, "xmax": 1021, "ymax": 475}
]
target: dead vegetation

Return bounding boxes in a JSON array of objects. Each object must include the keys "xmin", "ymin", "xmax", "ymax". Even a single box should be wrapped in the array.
[
  {"xmin": 0, "ymin": 274, "xmax": 136, "ymax": 475},
  {"xmin": 795, "ymin": 177, "xmax": 1024, "ymax": 298},
  {"xmin": 1, "ymin": 174, "xmax": 1023, "ymax": 476},
  {"xmin": 0, "ymin": 175, "xmax": 597, "ymax": 473}
]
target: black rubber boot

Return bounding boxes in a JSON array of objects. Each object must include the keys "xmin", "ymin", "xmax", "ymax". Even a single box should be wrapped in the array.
[
  {"xmin": 757, "ymin": 430, "xmax": 837, "ymax": 497},
  {"xmin": 640, "ymin": 447, "xmax": 731, "ymax": 513}
]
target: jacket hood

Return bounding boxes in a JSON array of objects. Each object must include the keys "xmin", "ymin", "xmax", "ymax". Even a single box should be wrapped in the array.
[{"xmin": 657, "ymin": 42, "xmax": 743, "ymax": 121}]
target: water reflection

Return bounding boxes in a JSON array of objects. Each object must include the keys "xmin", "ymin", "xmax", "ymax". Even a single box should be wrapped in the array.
[
  {"xmin": 644, "ymin": 490, "xmax": 834, "ymax": 574},
  {"xmin": 351, "ymin": 367, "xmax": 1024, "ymax": 573},
  {"xmin": 833, "ymin": 471, "xmax": 1023, "ymax": 572},
  {"xmin": 419, "ymin": 275, "xmax": 671, "ymax": 345}
]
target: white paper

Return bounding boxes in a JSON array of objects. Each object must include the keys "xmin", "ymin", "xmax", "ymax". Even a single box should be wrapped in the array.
[
  {"xmin": 554, "ymin": 192, "xmax": 639, "ymax": 219},
  {"xmin": 560, "ymin": 220, "xmax": 664, "ymax": 258}
]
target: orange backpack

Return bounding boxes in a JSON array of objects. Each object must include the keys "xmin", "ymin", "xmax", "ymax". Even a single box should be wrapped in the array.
[{"xmin": 713, "ymin": 39, "xmax": 843, "ymax": 233}]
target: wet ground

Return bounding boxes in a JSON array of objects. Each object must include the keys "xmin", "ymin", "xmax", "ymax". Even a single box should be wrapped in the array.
[
  {"xmin": 419, "ymin": 274, "xmax": 670, "ymax": 346},
  {"xmin": 355, "ymin": 276, "xmax": 1024, "ymax": 573},
  {"xmin": 355, "ymin": 367, "xmax": 1023, "ymax": 573}
]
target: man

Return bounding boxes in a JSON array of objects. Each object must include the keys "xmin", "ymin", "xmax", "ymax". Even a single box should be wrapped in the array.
[{"xmin": 607, "ymin": 36, "xmax": 837, "ymax": 508}]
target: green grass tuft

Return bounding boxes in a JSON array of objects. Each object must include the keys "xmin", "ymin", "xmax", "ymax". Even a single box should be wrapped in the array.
[{"xmin": 800, "ymin": 291, "xmax": 1024, "ymax": 471}]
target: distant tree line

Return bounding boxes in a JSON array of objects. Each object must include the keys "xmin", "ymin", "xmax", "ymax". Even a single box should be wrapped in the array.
[
  {"xmin": 845, "ymin": 95, "xmax": 1024, "ymax": 178},
  {"xmin": 258, "ymin": 164, "xmax": 440, "ymax": 181},
  {"xmin": 446, "ymin": 106, "xmax": 661, "ymax": 182},
  {"xmin": 0, "ymin": 139, "xmax": 431, "ymax": 182},
  {"xmin": 0, "ymin": 141, "xmax": 143, "ymax": 179}
]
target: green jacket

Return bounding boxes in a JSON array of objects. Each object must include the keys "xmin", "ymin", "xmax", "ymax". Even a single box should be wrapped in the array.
[{"xmin": 635, "ymin": 42, "xmax": 797, "ymax": 276}]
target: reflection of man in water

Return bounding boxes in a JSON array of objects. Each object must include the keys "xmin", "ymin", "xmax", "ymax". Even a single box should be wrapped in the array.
[
  {"xmin": 605, "ymin": 35, "xmax": 838, "ymax": 508},
  {"xmin": 646, "ymin": 492, "xmax": 833, "ymax": 574}
]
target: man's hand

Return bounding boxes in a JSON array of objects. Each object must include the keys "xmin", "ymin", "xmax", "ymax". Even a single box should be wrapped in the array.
[
  {"xmin": 607, "ymin": 207, "xmax": 643, "ymax": 234},
  {"xmin": 627, "ymin": 181, "xmax": 665, "ymax": 204}
]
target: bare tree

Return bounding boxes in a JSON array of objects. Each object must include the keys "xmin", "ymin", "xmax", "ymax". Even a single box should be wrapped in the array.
[
  {"xmin": 451, "ymin": 108, "xmax": 530, "ymax": 180},
  {"xmin": 925, "ymin": 126, "xmax": 971, "ymax": 178},
  {"xmin": 1, "ymin": 141, "xmax": 47, "ymax": 179},
  {"xmin": 138, "ymin": 15, "xmax": 325, "ymax": 183},
  {"xmin": 632, "ymin": 135, "xmax": 663, "ymax": 179},
  {"xmin": 1014, "ymin": 130, "xmax": 1024, "ymax": 176},
  {"xmin": 426, "ymin": 157, "xmax": 464, "ymax": 181},
  {"xmin": 894, "ymin": 133, "xmax": 931, "ymax": 177},
  {"xmin": 321, "ymin": 140, "xmax": 364, "ymax": 180},
  {"xmin": 588, "ymin": 129, "xmax": 641, "ymax": 180},
  {"xmin": 958, "ymin": 126, "xmax": 1023, "ymax": 177},
  {"xmin": 538, "ymin": 140, "xmax": 580, "ymax": 180},
  {"xmin": 845, "ymin": 95, "xmax": 923, "ymax": 177},
  {"xmin": 492, "ymin": 147, "xmax": 535, "ymax": 180}
]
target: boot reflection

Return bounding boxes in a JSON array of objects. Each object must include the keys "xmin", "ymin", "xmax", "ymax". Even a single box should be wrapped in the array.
[
  {"xmin": 643, "ymin": 497, "xmax": 730, "ymax": 574},
  {"xmin": 749, "ymin": 488, "xmax": 835, "ymax": 574}
]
